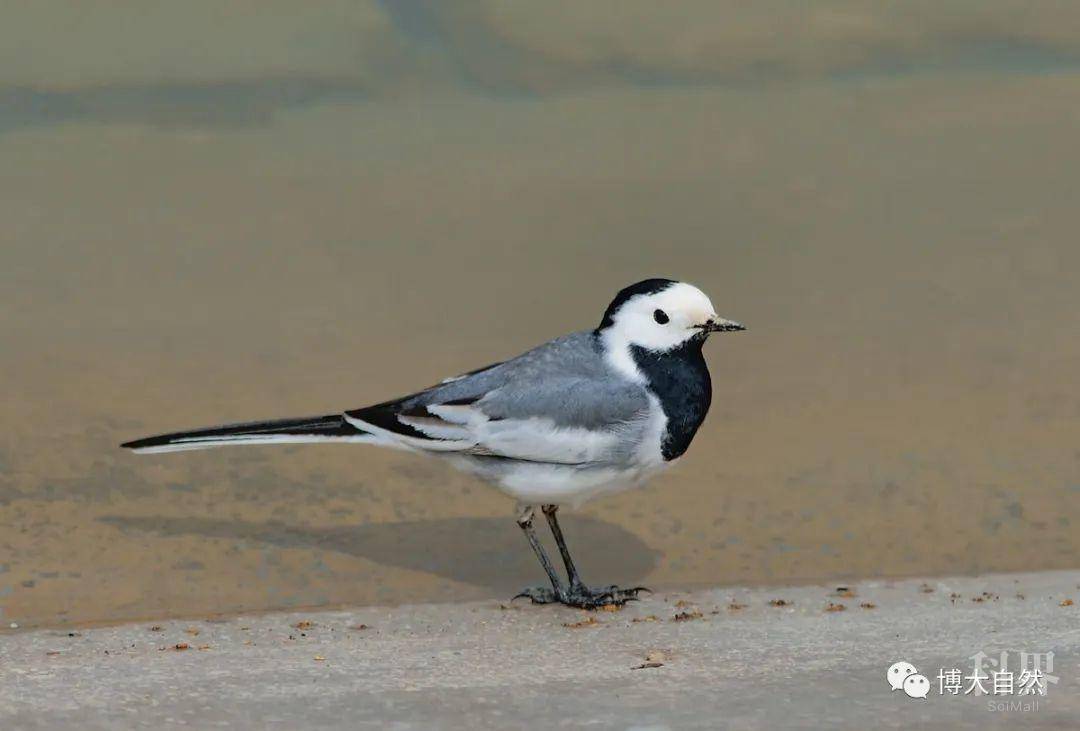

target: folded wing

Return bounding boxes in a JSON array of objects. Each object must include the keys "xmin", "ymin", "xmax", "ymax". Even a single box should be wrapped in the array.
[{"xmin": 344, "ymin": 333, "xmax": 651, "ymax": 465}]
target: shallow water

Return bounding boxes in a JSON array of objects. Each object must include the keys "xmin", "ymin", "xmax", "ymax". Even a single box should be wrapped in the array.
[{"xmin": 3, "ymin": 3, "xmax": 1080, "ymax": 628}]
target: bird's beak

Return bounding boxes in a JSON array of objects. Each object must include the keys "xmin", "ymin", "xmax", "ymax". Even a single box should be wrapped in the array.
[{"xmin": 700, "ymin": 317, "xmax": 746, "ymax": 333}]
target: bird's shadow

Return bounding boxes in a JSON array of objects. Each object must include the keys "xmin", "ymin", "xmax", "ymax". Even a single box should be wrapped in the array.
[{"xmin": 99, "ymin": 514, "xmax": 658, "ymax": 592}]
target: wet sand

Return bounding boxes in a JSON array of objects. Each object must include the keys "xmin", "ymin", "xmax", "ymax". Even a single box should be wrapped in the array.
[{"xmin": 3, "ymin": 4, "xmax": 1080, "ymax": 629}]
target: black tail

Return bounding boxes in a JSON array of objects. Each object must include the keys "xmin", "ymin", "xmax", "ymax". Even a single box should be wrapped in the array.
[{"xmin": 121, "ymin": 414, "xmax": 372, "ymax": 453}]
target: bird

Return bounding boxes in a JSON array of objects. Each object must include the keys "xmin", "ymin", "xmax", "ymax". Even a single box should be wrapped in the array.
[{"xmin": 122, "ymin": 278, "xmax": 745, "ymax": 609}]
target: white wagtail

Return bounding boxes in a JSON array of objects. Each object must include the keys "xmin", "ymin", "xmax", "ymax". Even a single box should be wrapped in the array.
[{"xmin": 123, "ymin": 279, "xmax": 745, "ymax": 608}]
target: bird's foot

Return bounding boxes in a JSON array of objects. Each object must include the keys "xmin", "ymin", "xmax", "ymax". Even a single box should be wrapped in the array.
[
  {"xmin": 512, "ymin": 586, "xmax": 562, "ymax": 605},
  {"xmin": 566, "ymin": 584, "xmax": 651, "ymax": 609},
  {"xmin": 513, "ymin": 583, "xmax": 650, "ymax": 609}
]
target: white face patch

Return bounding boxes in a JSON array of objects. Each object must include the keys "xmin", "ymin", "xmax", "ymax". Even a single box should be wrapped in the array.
[{"xmin": 602, "ymin": 282, "xmax": 718, "ymax": 359}]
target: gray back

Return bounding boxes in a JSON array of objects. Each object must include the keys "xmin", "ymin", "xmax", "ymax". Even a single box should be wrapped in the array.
[{"xmin": 404, "ymin": 331, "xmax": 649, "ymax": 430}]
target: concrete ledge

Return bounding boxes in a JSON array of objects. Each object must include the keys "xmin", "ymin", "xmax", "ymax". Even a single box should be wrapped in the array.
[{"xmin": 4, "ymin": 571, "xmax": 1080, "ymax": 729}]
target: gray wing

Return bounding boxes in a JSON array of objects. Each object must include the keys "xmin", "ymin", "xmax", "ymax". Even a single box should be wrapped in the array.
[{"xmin": 343, "ymin": 331, "xmax": 652, "ymax": 465}]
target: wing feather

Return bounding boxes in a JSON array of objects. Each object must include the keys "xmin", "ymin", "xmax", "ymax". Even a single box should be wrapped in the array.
[{"xmin": 342, "ymin": 331, "xmax": 652, "ymax": 465}]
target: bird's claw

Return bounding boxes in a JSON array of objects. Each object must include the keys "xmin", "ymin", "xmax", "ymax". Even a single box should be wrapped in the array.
[
  {"xmin": 513, "ymin": 586, "xmax": 561, "ymax": 605},
  {"xmin": 579, "ymin": 584, "xmax": 650, "ymax": 608},
  {"xmin": 512, "ymin": 584, "xmax": 651, "ymax": 609}
]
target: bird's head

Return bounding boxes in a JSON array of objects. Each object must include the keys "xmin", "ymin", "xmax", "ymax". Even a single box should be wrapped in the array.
[{"xmin": 596, "ymin": 278, "xmax": 745, "ymax": 353}]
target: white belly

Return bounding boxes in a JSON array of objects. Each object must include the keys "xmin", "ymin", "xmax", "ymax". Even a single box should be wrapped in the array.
[
  {"xmin": 448, "ymin": 394, "xmax": 672, "ymax": 509},
  {"xmin": 500, "ymin": 461, "xmax": 671, "ymax": 508}
]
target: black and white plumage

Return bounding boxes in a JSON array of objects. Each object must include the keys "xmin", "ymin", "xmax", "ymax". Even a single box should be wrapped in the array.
[{"xmin": 123, "ymin": 278, "xmax": 744, "ymax": 608}]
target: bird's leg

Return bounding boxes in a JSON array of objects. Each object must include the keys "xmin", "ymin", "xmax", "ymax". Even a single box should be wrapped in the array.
[
  {"xmin": 540, "ymin": 504, "xmax": 649, "ymax": 608},
  {"xmin": 512, "ymin": 505, "xmax": 566, "ymax": 605},
  {"xmin": 541, "ymin": 504, "xmax": 584, "ymax": 589}
]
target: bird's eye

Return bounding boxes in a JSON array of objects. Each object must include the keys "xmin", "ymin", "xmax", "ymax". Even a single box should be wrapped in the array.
[{"xmin": 653, "ymin": 309, "xmax": 669, "ymax": 325}]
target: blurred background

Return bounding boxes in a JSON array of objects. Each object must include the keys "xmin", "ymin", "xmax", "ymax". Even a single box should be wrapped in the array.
[{"xmin": 2, "ymin": 2, "xmax": 1079, "ymax": 628}]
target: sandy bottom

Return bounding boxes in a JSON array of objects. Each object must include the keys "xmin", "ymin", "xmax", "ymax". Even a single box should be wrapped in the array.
[{"xmin": 3, "ymin": 66, "xmax": 1080, "ymax": 628}]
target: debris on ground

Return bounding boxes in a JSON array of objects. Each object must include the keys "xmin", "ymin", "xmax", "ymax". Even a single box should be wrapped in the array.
[
  {"xmin": 563, "ymin": 616, "xmax": 600, "ymax": 629},
  {"xmin": 632, "ymin": 650, "xmax": 667, "ymax": 670},
  {"xmin": 672, "ymin": 609, "xmax": 703, "ymax": 622}
]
